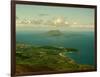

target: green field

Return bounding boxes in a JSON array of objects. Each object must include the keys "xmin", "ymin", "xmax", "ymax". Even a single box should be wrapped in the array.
[{"xmin": 16, "ymin": 43, "xmax": 95, "ymax": 75}]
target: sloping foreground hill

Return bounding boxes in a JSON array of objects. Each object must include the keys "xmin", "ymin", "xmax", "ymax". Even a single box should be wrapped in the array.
[{"xmin": 16, "ymin": 43, "xmax": 95, "ymax": 75}]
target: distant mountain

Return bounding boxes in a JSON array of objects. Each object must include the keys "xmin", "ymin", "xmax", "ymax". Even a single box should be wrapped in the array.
[{"xmin": 46, "ymin": 30, "xmax": 63, "ymax": 36}]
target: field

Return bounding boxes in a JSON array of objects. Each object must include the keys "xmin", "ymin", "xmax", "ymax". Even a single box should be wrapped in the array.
[{"xmin": 16, "ymin": 43, "xmax": 95, "ymax": 75}]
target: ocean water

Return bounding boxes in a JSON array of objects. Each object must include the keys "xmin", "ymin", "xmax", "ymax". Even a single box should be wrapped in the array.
[{"xmin": 16, "ymin": 30, "xmax": 95, "ymax": 66}]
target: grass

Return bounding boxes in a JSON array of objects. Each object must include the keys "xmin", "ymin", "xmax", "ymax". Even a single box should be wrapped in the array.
[{"xmin": 16, "ymin": 43, "xmax": 95, "ymax": 75}]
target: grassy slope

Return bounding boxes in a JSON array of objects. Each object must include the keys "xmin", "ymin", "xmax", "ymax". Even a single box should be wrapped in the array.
[{"xmin": 16, "ymin": 43, "xmax": 95, "ymax": 75}]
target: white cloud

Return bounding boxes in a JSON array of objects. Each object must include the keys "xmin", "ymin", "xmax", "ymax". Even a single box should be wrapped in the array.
[{"xmin": 16, "ymin": 16, "xmax": 94, "ymax": 30}]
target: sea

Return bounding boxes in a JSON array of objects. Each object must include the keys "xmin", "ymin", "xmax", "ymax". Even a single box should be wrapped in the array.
[{"xmin": 16, "ymin": 29, "xmax": 95, "ymax": 66}]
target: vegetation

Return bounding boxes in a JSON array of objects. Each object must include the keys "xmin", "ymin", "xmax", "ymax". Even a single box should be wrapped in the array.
[
  {"xmin": 16, "ymin": 43, "xmax": 95, "ymax": 75},
  {"xmin": 46, "ymin": 30, "xmax": 63, "ymax": 36}
]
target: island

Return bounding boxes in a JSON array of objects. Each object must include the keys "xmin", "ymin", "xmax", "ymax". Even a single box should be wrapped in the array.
[{"xmin": 46, "ymin": 30, "xmax": 63, "ymax": 36}]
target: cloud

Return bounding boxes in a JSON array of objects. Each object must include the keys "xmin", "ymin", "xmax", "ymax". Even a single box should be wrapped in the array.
[
  {"xmin": 16, "ymin": 16, "xmax": 19, "ymax": 20},
  {"xmin": 43, "ymin": 17, "xmax": 70, "ymax": 27},
  {"xmin": 16, "ymin": 16, "xmax": 93, "ymax": 29},
  {"xmin": 16, "ymin": 18, "xmax": 43, "ymax": 25},
  {"xmin": 16, "ymin": 15, "xmax": 71, "ymax": 26},
  {"xmin": 39, "ymin": 14, "xmax": 48, "ymax": 16}
]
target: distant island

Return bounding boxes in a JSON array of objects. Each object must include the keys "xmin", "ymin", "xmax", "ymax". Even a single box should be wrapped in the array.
[
  {"xmin": 46, "ymin": 30, "xmax": 63, "ymax": 36},
  {"xmin": 16, "ymin": 43, "xmax": 95, "ymax": 75}
]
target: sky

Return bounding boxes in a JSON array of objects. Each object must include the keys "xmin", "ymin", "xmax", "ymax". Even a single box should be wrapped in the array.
[{"xmin": 16, "ymin": 4, "xmax": 95, "ymax": 31}]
